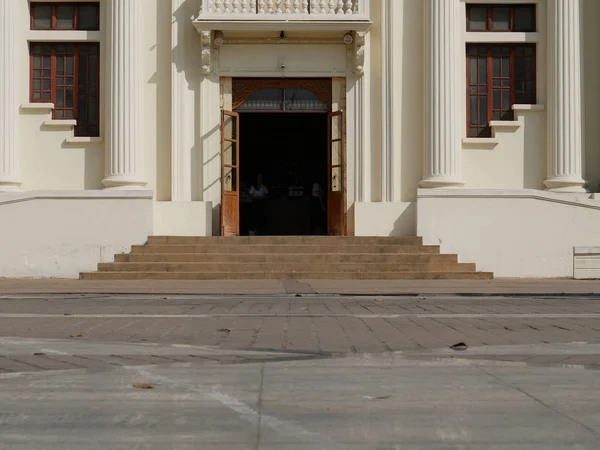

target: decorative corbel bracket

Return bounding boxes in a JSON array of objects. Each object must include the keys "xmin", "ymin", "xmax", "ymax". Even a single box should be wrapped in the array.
[
  {"xmin": 200, "ymin": 30, "xmax": 213, "ymax": 75},
  {"xmin": 353, "ymin": 31, "xmax": 366, "ymax": 77}
]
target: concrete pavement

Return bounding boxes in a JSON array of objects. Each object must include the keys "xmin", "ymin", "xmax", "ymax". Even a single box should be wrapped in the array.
[
  {"xmin": 4, "ymin": 278, "xmax": 600, "ymax": 295},
  {"xmin": 1, "ymin": 338, "xmax": 600, "ymax": 449},
  {"xmin": 2, "ymin": 293, "xmax": 600, "ymax": 448},
  {"xmin": 1, "ymin": 294, "xmax": 600, "ymax": 359}
]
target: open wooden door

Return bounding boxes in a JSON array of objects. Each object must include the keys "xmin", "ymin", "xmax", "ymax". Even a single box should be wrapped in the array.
[
  {"xmin": 327, "ymin": 110, "xmax": 346, "ymax": 236},
  {"xmin": 221, "ymin": 111, "xmax": 240, "ymax": 236}
]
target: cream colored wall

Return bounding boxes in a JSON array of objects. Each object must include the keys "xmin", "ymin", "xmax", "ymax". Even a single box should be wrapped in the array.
[
  {"xmin": 17, "ymin": 0, "xmax": 105, "ymax": 191},
  {"xmin": 583, "ymin": 0, "xmax": 600, "ymax": 193},
  {"xmin": 0, "ymin": 191, "xmax": 153, "ymax": 278},
  {"xmin": 460, "ymin": 0, "xmax": 548, "ymax": 190},
  {"xmin": 418, "ymin": 190, "xmax": 600, "ymax": 278},
  {"xmin": 15, "ymin": 0, "xmax": 172, "ymax": 197},
  {"xmin": 146, "ymin": 0, "xmax": 173, "ymax": 201},
  {"xmin": 395, "ymin": 0, "xmax": 424, "ymax": 204},
  {"xmin": 463, "ymin": 110, "xmax": 547, "ymax": 189}
]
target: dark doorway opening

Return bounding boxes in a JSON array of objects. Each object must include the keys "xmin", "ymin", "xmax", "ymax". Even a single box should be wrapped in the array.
[{"xmin": 239, "ymin": 113, "xmax": 328, "ymax": 236}]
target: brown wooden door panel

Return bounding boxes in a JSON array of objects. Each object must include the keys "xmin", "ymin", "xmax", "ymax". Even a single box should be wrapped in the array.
[
  {"xmin": 221, "ymin": 111, "xmax": 240, "ymax": 236},
  {"xmin": 327, "ymin": 111, "xmax": 346, "ymax": 236}
]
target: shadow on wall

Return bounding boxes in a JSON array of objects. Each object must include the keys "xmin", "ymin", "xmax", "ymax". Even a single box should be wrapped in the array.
[
  {"xmin": 393, "ymin": 202, "xmax": 416, "ymax": 236},
  {"xmin": 202, "ymin": 124, "xmax": 222, "ymax": 234},
  {"xmin": 84, "ymin": 148, "xmax": 104, "ymax": 189},
  {"xmin": 400, "ymin": 0, "xmax": 424, "ymax": 203},
  {"xmin": 143, "ymin": 0, "xmax": 175, "ymax": 201},
  {"xmin": 522, "ymin": 113, "xmax": 546, "ymax": 189},
  {"xmin": 152, "ymin": 0, "xmax": 204, "ymax": 201},
  {"xmin": 583, "ymin": 0, "xmax": 600, "ymax": 194}
]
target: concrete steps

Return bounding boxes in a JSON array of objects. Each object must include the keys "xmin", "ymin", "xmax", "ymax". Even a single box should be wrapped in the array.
[
  {"xmin": 80, "ymin": 236, "xmax": 493, "ymax": 280},
  {"xmin": 97, "ymin": 262, "xmax": 477, "ymax": 273},
  {"xmin": 114, "ymin": 253, "xmax": 459, "ymax": 263}
]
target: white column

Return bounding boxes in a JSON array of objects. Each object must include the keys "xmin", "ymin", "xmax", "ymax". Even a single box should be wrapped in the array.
[
  {"xmin": 0, "ymin": 0, "xmax": 20, "ymax": 192},
  {"xmin": 102, "ymin": 0, "xmax": 146, "ymax": 189},
  {"xmin": 421, "ymin": 0, "xmax": 463, "ymax": 188},
  {"xmin": 544, "ymin": 0, "xmax": 586, "ymax": 193}
]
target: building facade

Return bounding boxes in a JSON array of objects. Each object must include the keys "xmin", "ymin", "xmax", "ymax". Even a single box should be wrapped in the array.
[{"xmin": 1, "ymin": 0, "xmax": 600, "ymax": 278}]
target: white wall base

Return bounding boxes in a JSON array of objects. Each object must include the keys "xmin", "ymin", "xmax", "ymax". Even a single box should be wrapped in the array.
[
  {"xmin": 353, "ymin": 202, "xmax": 416, "ymax": 236},
  {"xmin": 153, "ymin": 201, "xmax": 213, "ymax": 237},
  {"xmin": 417, "ymin": 189, "xmax": 600, "ymax": 278},
  {"xmin": 0, "ymin": 191, "xmax": 153, "ymax": 278}
]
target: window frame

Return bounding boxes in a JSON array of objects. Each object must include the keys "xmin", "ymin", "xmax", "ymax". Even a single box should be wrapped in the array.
[
  {"xmin": 466, "ymin": 43, "xmax": 537, "ymax": 138},
  {"xmin": 29, "ymin": 43, "xmax": 100, "ymax": 137},
  {"xmin": 30, "ymin": 2, "xmax": 100, "ymax": 31},
  {"xmin": 466, "ymin": 4, "xmax": 537, "ymax": 32}
]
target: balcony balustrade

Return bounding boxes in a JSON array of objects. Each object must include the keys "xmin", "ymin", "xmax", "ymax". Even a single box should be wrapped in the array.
[{"xmin": 194, "ymin": 0, "xmax": 370, "ymax": 30}]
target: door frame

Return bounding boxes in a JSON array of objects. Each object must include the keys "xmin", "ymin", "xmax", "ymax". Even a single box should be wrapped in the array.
[
  {"xmin": 219, "ymin": 77, "xmax": 347, "ymax": 236},
  {"xmin": 220, "ymin": 110, "xmax": 240, "ymax": 236}
]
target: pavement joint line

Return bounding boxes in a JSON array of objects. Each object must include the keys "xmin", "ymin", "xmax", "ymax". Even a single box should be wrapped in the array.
[{"xmin": 1, "ymin": 313, "xmax": 600, "ymax": 319}]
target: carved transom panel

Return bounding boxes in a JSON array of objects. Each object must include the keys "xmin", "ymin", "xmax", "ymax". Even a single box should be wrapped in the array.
[{"xmin": 232, "ymin": 78, "xmax": 332, "ymax": 111}]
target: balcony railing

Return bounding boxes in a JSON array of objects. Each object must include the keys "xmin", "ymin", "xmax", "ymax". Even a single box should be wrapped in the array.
[{"xmin": 198, "ymin": 0, "xmax": 369, "ymax": 18}]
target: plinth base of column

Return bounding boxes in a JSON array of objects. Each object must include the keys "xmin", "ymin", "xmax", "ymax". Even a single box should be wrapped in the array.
[
  {"xmin": 0, "ymin": 181, "xmax": 21, "ymax": 192},
  {"xmin": 102, "ymin": 175, "xmax": 147, "ymax": 190},
  {"xmin": 420, "ymin": 177, "xmax": 465, "ymax": 189},
  {"xmin": 544, "ymin": 177, "xmax": 587, "ymax": 193}
]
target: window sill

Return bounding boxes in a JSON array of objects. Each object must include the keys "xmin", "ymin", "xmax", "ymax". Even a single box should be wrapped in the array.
[
  {"xmin": 490, "ymin": 120, "xmax": 520, "ymax": 129},
  {"xmin": 512, "ymin": 104, "xmax": 545, "ymax": 112},
  {"xmin": 44, "ymin": 119, "xmax": 77, "ymax": 127},
  {"xmin": 465, "ymin": 32, "xmax": 540, "ymax": 43},
  {"xmin": 26, "ymin": 30, "xmax": 101, "ymax": 42},
  {"xmin": 21, "ymin": 103, "xmax": 54, "ymax": 111},
  {"xmin": 462, "ymin": 137, "xmax": 499, "ymax": 148},
  {"xmin": 65, "ymin": 136, "xmax": 103, "ymax": 144}
]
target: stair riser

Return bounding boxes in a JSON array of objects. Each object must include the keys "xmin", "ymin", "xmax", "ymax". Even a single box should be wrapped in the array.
[
  {"xmin": 97, "ymin": 263, "xmax": 477, "ymax": 273},
  {"xmin": 148, "ymin": 236, "xmax": 424, "ymax": 246},
  {"xmin": 130, "ymin": 245, "xmax": 441, "ymax": 254},
  {"xmin": 81, "ymin": 272, "xmax": 494, "ymax": 280},
  {"xmin": 114, "ymin": 254, "xmax": 458, "ymax": 264}
]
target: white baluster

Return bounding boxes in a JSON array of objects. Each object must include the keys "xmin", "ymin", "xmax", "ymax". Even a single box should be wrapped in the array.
[
  {"xmin": 214, "ymin": 0, "xmax": 223, "ymax": 13},
  {"xmin": 232, "ymin": 0, "xmax": 240, "ymax": 13},
  {"xmin": 250, "ymin": 0, "xmax": 256, "ymax": 12},
  {"xmin": 257, "ymin": 0, "xmax": 266, "ymax": 13},
  {"xmin": 240, "ymin": 0, "xmax": 248, "ymax": 13},
  {"xmin": 302, "ymin": 0, "xmax": 309, "ymax": 13},
  {"xmin": 336, "ymin": 0, "xmax": 344, "ymax": 14},
  {"xmin": 276, "ymin": 0, "xmax": 283, "ymax": 13},
  {"xmin": 319, "ymin": 0, "xmax": 327, "ymax": 14},
  {"xmin": 343, "ymin": 0, "xmax": 352, "ymax": 14},
  {"xmin": 329, "ymin": 0, "xmax": 337, "ymax": 14},
  {"xmin": 267, "ymin": 0, "xmax": 274, "ymax": 13},
  {"xmin": 285, "ymin": 0, "xmax": 293, "ymax": 13},
  {"xmin": 293, "ymin": 0, "xmax": 300, "ymax": 13}
]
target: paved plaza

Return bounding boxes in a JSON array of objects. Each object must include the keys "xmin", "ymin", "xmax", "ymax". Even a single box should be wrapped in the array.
[{"xmin": 1, "ymin": 289, "xmax": 600, "ymax": 448}]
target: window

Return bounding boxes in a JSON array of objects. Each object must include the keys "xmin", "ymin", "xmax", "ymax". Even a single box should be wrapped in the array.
[
  {"xmin": 467, "ymin": 5, "xmax": 536, "ymax": 32},
  {"xmin": 30, "ymin": 43, "xmax": 100, "ymax": 137},
  {"xmin": 467, "ymin": 44, "xmax": 536, "ymax": 137},
  {"xmin": 31, "ymin": 3, "xmax": 100, "ymax": 30}
]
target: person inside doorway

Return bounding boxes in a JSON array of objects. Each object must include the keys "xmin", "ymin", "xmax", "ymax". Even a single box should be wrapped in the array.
[
  {"xmin": 249, "ymin": 173, "xmax": 268, "ymax": 235},
  {"xmin": 310, "ymin": 180, "xmax": 326, "ymax": 235}
]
